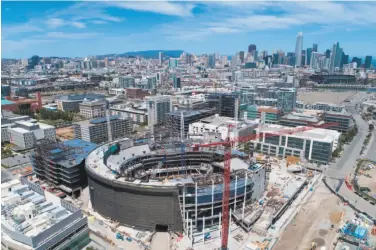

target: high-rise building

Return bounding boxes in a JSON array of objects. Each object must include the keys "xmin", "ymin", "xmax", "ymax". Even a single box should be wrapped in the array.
[
  {"xmin": 173, "ymin": 76, "xmax": 181, "ymax": 89},
  {"xmin": 310, "ymin": 52, "xmax": 320, "ymax": 69},
  {"xmin": 352, "ymin": 57, "xmax": 362, "ymax": 68},
  {"xmin": 159, "ymin": 52, "xmax": 163, "ymax": 65},
  {"xmin": 146, "ymin": 95, "xmax": 172, "ymax": 126},
  {"xmin": 365, "ymin": 56, "xmax": 372, "ymax": 69},
  {"xmin": 276, "ymin": 88, "xmax": 297, "ymax": 112},
  {"xmin": 169, "ymin": 58, "xmax": 178, "ymax": 68},
  {"xmin": 313, "ymin": 43, "xmax": 318, "ymax": 52},
  {"xmin": 325, "ymin": 49, "xmax": 331, "ymax": 59},
  {"xmin": 248, "ymin": 44, "xmax": 257, "ymax": 54},
  {"xmin": 341, "ymin": 53, "xmax": 349, "ymax": 69},
  {"xmin": 329, "ymin": 42, "xmax": 340, "ymax": 73},
  {"xmin": 119, "ymin": 76, "xmax": 135, "ymax": 88},
  {"xmin": 239, "ymin": 51, "xmax": 245, "ymax": 63},
  {"xmin": 301, "ymin": 50, "xmax": 306, "ymax": 66},
  {"xmin": 221, "ymin": 55, "xmax": 228, "ymax": 66},
  {"xmin": 294, "ymin": 32, "xmax": 303, "ymax": 67},
  {"xmin": 208, "ymin": 54, "xmax": 216, "ymax": 68},
  {"xmin": 306, "ymin": 48, "xmax": 313, "ymax": 66},
  {"xmin": 273, "ymin": 53, "xmax": 279, "ymax": 65}
]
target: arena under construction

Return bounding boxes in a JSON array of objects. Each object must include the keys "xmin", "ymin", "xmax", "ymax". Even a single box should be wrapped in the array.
[{"xmin": 85, "ymin": 137, "xmax": 268, "ymax": 241}]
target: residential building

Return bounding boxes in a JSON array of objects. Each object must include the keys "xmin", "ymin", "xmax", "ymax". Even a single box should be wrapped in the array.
[
  {"xmin": 1, "ymin": 85, "xmax": 11, "ymax": 97},
  {"xmin": 295, "ymin": 32, "xmax": 303, "ymax": 67},
  {"xmin": 73, "ymin": 116, "xmax": 132, "ymax": 144},
  {"xmin": 312, "ymin": 43, "xmax": 318, "ymax": 52},
  {"xmin": 251, "ymin": 124, "xmax": 341, "ymax": 164},
  {"xmin": 79, "ymin": 100, "xmax": 107, "ymax": 119},
  {"xmin": 1, "ymin": 179, "xmax": 89, "ymax": 250},
  {"xmin": 173, "ymin": 76, "xmax": 181, "ymax": 89},
  {"xmin": 6, "ymin": 120, "xmax": 56, "ymax": 150},
  {"xmin": 279, "ymin": 112, "xmax": 323, "ymax": 127},
  {"xmin": 208, "ymin": 54, "xmax": 216, "ymax": 68},
  {"xmin": 296, "ymin": 101, "xmax": 345, "ymax": 112},
  {"xmin": 119, "ymin": 76, "xmax": 135, "ymax": 88},
  {"xmin": 32, "ymin": 139, "xmax": 97, "ymax": 196},
  {"xmin": 55, "ymin": 93, "xmax": 104, "ymax": 112},
  {"xmin": 126, "ymin": 88, "xmax": 149, "ymax": 99},
  {"xmin": 248, "ymin": 44, "xmax": 257, "ymax": 55},
  {"xmin": 306, "ymin": 48, "xmax": 313, "ymax": 66},
  {"xmin": 276, "ymin": 88, "xmax": 297, "ymax": 112},
  {"xmin": 1, "ymin": 112, "xmax": 31, "ymax": 142},
  {"xmin": 146, "ymin": 95, "xmax": 172, "ymax": 126}
]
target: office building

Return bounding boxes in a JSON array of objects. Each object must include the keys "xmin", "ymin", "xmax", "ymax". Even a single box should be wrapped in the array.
[
  {"xmin": 1, "ymin": 112, "xmax": 32, "ymax": 142},
  {"xmin": 251, "ymin": 124, "xmax": 341, "ymax": 163},
  {"xmin": 341, "ymin": 54, "xmax": 349, "ymax": 68},
  {"xmin": 329, "ymin": 42, "xmax": 342, "ymax": 72},
  {"xmin": 79, "ymin": 100, "xmax": 107, "ymax": 119},
  {"xmin": 276, "ymin": 88, "xmax": 297, "ymax": 112},
  {"xmin": 221, "ymin": 55, "xmax": 228, "ymax": 65},
  {"xmin": 239, "ymin": 51, "xmax": 245, "ymax": 63},
  {"xmin": 169, "ymin": 58, "xmax": 178, "ymax": 68},
  {"xmin": 119, "ymin": 76, "xmax": 135, "ymax": 88},
  {"xmin": 279, "ymin": 112, "xmax": 323, "ymax": 127},
  {"xmin": 324, "ymin": 111, "xmax": 352, "ymax": 133},
  {"xmin": 245, "ymin": 105, "xmax": 282, "ymax": 124},
  {"xmin": 365, "ymin": 56, "xmax": 372, "ymax": 69},
  {"xmin": 313, "ymin": 43, "xmax": 318, "ymax": 52},
  {"xmin": 248, "ymin": 44, "xmax": 256, "ymax": 54},
  {"xmin": 2, "ymin": 85, "xmax": 11, "ymax": 97},
  {"xmin": 306, "ymin": 48, "xmax": 313, "ymax": 66},
  {"xmin": 146, "ymin": 95, "xmax": 172, "ymax": 126},
  {"xmin": 189, "ymin": 115, "xmax": 258, "ymax": 141},
  {"xmin": 165, "ymin": 109, "xmax": 214, "ymax": 138},
  {"xmin": 73, "ymin": 116, "xmax": 132, "ymax": 144},
  {"xmin": 32, "ymin": 139, "xmax": 97, "ymax": 196},
  {"xmin": 110, "ymin": 103, "xmax": 148, "ymax": 125},
  {"xmin": 55, "ymin": 93, "xmax": 104, "ymax": 112},
  {"xmin": 1, "ymin": 179, "xmax": 89, "ymax": 250},
  {"xmin": 352, "ymin": 57, "xmax": 362, "ymax": 68},
  {"xmin": 6, "ymin": 120, "xmax": 56, "ymax": 150},
  {"xmin": 159, "ymin": 52, "xmax": 163, "ymax": 65},
  {"xmin": 207, "ymin": 92, "xmax": 239, "ymax": 118},
  {"xmin": 173, "ymin": 76, "xmax": 181, "ymax": 89},
  {"xmin": 208, "ymin": 54, "xmax": 216, "ymax": 68},
  {"xmin": 295, "ymin": 32, "xmax": 303, "ymax": 67}
]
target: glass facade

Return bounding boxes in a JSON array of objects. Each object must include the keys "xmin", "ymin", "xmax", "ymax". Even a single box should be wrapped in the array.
[{"xmin": 311, "ymin": 141, "xmax": 332, "ymax": 163}]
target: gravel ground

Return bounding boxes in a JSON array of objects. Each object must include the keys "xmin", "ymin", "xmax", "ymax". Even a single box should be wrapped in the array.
[{"xmin": 273, "ymin": 182, "xmax": 354, "ymax": 250}]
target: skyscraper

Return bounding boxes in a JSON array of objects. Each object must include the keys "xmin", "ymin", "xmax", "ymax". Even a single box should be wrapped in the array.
[
  {"xmin": 248, "ymin": 44, "xmax": 256, "ymax": 54},
  {"xmin": 294, "ymin": 32, "xmax": 303, "ymax": 67},
  {"xmin": 325, "ymin": 49, "xmax": 331, "ymax": 59},
  {"xmin": 365, "ymin": 56, "xmax": 372, "ymax": 69},
  {"xmin": 159, "ymin": 52, "xmax": 163, "ymax": 65},
  {"xmin": 239, "ymin": 51, "xmax": 245, "ymax": 63},
  {"xmin": 208, "ymin": 54, "xmax": 216, "ymax": 68},
  {"xmin": 329, "ymin": 42, "xmax": 341, "ymax": 73},
  {"xmin": 313, "ymin": 43, "xmax": 318, "ymax": 52},
  {"xmin": 306, "ymin": 48, "xmax": 313, "ymax": 66}
]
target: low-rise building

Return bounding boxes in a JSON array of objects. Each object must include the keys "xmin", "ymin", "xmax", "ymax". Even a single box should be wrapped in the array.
[
  {"xmin": 110, "ymin": 103, "xmax": 148, "ymax": 125},
  {"xmin": 324, "ymin": 111, "xmax": 353, "ymax": 132},
  {"xmin": 73, "ymin": 116, "xmax": 132, "ymax": 144},
  {"xmin": 1, "ymin": 179, "xmax": 89, "ymax": 250},
  {"xmin": 245, "ymin": 105, "xmax": 282, "ymax": 124},
  {"xmin": 126, "ymin": 88, "xmax": 149, "ymax": 99},
  {"xmin": 55, "ymin": 93, "xmax": 105, "ymax": 112},
  {"xmin": 251, "ymin": 124, "xmax": 341, "ymax": 164}
]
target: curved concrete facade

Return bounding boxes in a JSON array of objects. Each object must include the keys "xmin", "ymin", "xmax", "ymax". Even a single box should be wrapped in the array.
[{"xmin": 86, "ymin": 167, "xmax": 183, "ymax": 231}]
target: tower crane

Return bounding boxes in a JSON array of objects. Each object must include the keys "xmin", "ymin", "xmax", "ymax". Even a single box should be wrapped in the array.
[{"xmin": 191, "ymin": 122, "xmax": 339, "ymax": 250}]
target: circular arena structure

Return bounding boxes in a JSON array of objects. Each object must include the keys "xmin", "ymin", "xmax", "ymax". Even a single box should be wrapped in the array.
[{"xmin": 85, "ymin": 138, "xmax": 267, "ymax": 237}]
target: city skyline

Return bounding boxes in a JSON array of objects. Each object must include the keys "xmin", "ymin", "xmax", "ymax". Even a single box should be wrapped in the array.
[{"xmin": 2, "ymin": 1, "xmax": 376, "ymax": 59}]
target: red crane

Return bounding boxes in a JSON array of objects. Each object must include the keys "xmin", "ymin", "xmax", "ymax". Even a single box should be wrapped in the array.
[{"xmin": 192, "ymin": 122, "xmax": 339, "ymax": 250}]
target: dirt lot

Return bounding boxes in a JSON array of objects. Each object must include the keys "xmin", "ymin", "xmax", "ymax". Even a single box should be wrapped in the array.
[
  {"xmin": 297, "ymin": 91, "xmax": 356, "ymax": 104},
  {"xmin": 357, "ymin": 166, "xmax": 376, "ymax": 196},
  {"xmin": 56, "ymin": 126, "xmax": 74, "ymax": 140},
  {"xmin": 273, "ymin": 182, "xmax": 354, "ymax": 250}
]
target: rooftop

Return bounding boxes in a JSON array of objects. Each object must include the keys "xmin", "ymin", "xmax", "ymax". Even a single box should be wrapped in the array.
[{"xmin": 1, "ymin": 98, "xmax": 15, "ymax": 105}]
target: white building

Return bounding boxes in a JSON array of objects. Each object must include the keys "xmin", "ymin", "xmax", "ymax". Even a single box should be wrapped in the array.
[
  {"xmin": 7, "ymin": 121, "xmax": 56, "ymax": 150},
  {"xmin": 189, "ymin": 115, "xmax": 258, "ymax": 141},
  {"xmin": 79, "ymin": 100, "xmax": 107, "ymax": 119},
  {"xmin": 110, "ymin": 103, "xmax": 148, "ymax": 125}
]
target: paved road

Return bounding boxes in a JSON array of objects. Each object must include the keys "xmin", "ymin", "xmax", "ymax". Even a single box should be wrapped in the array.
[
  {"xmin": 325, "ymin": 92, "xmax": 376, "ymax": 219},
  {"xmin": 151, "ymin": 232, "xmax": 170, "ymax": 250},
  {"xmin": 364, "ymin": 129, "xmax": 376, "ymax": 162}
]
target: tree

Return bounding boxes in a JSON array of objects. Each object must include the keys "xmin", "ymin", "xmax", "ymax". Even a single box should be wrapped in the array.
[{"xmin": 367, "ymin": 106, "xmax": 374, "ymax": 113}]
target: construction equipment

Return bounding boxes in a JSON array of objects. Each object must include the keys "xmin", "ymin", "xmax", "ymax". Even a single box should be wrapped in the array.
[
  {"xmin": 286, "ymin": 155, "xmax": 299, "ymax": 167},
  {"xmin": 192, "ymin": 122, "xmax": 339, "ymax": 250}
]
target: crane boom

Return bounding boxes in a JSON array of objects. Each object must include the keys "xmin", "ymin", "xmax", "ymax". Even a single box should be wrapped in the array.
[{"xmin": 192, "ymin": 121, "xmax": 339, "ymax": 250}]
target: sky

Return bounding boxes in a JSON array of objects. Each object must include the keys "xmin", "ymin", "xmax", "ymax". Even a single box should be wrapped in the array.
[{"xmin": 2, "ymin": 1, "xmax": 376, "ymax": 59}]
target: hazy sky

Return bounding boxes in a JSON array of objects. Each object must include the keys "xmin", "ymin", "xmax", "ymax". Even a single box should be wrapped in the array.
[{"xmin": 2, "ymin": 1, "xmax": 376, "ymax": 58}]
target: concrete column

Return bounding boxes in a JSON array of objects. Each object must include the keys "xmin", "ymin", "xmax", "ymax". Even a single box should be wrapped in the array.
[
  {"xmin": 219, "ymin": 212, "xmax": 222, "ymax": 241},
  {"xmin": 242, "ymin": 174, "xmax": 248, "ymax": 220},
  {"xmin": 186, "ymin": 211, "xmax": 189, "ymax": 235},
  {"xmin": 211, "ymin": 181, "xmax": 215, "ymax": 219},
  {"xmin": 234, "ymin": 176, "xmax": 238, "ymax": 208},
  {"xmin": 183, "ymin": 186, "xmax": 186, "ymax": 221},
  {"xmin": 202, "ymin": 216, "xmax": 205, "ymax": 244},
  {"xmin": 195, "ymin": 182, "xmax": 198, "ymax": 226},
  {"xmin": 309, "ymin": 139, "xmax": 313, "ymax": 160}
]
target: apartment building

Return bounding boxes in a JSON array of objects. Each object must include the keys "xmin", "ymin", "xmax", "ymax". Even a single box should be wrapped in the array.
[
  {"xmin": 73, "ymin": 116, "xmax": 132, "ymax": 144},
  {"xmin": 146, "ymin": 95, "xmax": 172, "ymax": 126}
]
